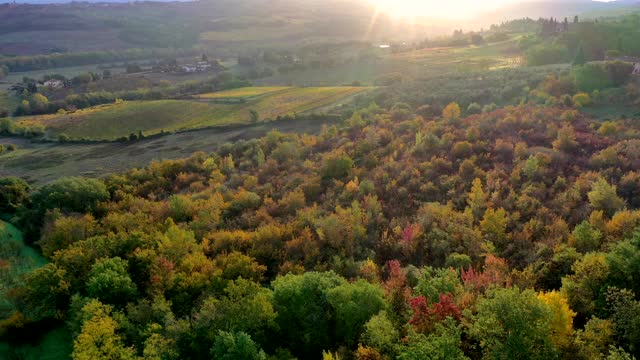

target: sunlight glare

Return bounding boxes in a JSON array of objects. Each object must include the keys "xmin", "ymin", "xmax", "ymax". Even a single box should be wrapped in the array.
[{"xmin": 368, "ymin": 0, "xmax": 510, "ymax": 20}]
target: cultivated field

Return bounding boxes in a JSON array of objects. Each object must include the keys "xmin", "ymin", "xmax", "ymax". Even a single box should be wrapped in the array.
[
  {"xmin": 197, "ymin": 86, "xmax": 291, "ymax": 99},
  {"xmin": 16, "ymin": 86, "xmax": 372, "ymax": 140}
]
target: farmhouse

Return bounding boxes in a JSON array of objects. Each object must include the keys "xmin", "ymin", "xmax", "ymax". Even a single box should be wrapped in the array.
[
  {"xmin": 180, "ymin": 61, "xmax": 216, "ymax": 73},
  {"xmin": 42, "ymin": 79, "xmax": 64, "ymax": 89}
]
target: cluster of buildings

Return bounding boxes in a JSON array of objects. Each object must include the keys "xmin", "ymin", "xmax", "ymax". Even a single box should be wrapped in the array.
[
  {"xmin": 41, "ymin": 79, "xmax": 65, "ymax": 89},
  {"xmin": 180, "ymin": 61, "xmax": 213, "ymax": 73}
]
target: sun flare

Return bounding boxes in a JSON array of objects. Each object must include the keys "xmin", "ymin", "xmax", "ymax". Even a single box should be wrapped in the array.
[{"xmin": 368, "ymin": 0, "xmax": 510, "ymax": 20}]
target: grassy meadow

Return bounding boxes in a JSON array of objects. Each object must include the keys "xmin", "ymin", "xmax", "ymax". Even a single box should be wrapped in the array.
[
  {"xmin": 0, "ymin": 220, "xmax": 46, "ymax": 315},
  {"xmin": 0, "ymin": 115, "xmax": 339, "ymax": 184},
  {"xmin": 16, "ymin": 86, "xmax": 372, "ymax": 140}
]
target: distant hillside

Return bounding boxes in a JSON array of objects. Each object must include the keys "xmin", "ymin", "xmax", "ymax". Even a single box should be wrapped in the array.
[
  {"xmin": 475, "ymin": 1, "xmax": 640, "ymax": 28},
  {"xmin": 0, "ymin": 0, "xmax": 638, "ymax": 57}
]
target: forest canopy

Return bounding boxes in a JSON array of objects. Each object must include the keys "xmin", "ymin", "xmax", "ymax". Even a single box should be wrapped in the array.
[{"xmin": 2, "ymin": 102, "xmax": 640, "ymax": 359}]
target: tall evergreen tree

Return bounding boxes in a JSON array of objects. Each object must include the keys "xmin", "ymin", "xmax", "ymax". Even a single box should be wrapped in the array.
[{"xmin": 573, "ymin": 44, "xmax": 587, "ymax": 66}]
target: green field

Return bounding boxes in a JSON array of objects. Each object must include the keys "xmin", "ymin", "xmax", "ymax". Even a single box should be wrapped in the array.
[{"xmin": 16, "ymin": 86, "xmax": 371, "ymax": 140}]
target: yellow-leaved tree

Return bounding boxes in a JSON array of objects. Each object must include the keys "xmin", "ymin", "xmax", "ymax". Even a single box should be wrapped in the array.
[
  {"xmin": 538, "ymin": 291, "xmax": 576, "ymax": 349},
  {"xmin": 442, "ymin": 102, "xmax": 461, "ymax": 122}
]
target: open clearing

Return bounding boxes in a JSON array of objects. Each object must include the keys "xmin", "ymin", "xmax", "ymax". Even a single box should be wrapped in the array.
[
  {"xmin": 0, "ymin": 115, "xmax": 340, "ymax": 184},
  {"xmin": 15, "ymin": 86, "xmax": 371, "ymax": 140}
]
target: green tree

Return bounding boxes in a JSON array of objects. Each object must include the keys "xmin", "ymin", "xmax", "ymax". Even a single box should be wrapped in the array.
[
  {"xmin": 24, "ymin": 177, "xmax": 109, "ymax": 240},
  {"xmin": 573, "ymin": 44, "xmax": 587, "ymax": 66},
  {"xmin": 322, "ymin": 154, "xmax": 354, "ymax": 180},
  {"xmin": 29, "ymin": 93, "xmax": 49, "ymax": 113},
  {"xmin": 361, "ymin": 311, "xmax": 399, "ymax": 357},
  {"xmin": 415, "ymin": 267, "xmax": 463, "ymax": 304},
  {"xmin": 588, "ymin": 178, "xmax": 625, "ymax": 217},
  {"xmin": 605, "ymin": 234, "xmax": 640, "ymax": 296},
  {"xmin": 0, "ymin": 176, "xmax": 30, "ymax": 215},
  {"xmin": 575, "ymin": 317, "xmax": 615, "ymax": 359},
  {"xmin": 87, "ymin": 257, "xmax": 137, "ymax": 306},
  {"xmin": 271, "ymin": 272, "xmax": 346, "ymax": 357},
  {"xmin": 397, "ymin": 319, "xmax": 469, "ymax": 360},
  {"xmin": 570, "ymin": 221, "xmax": 602, "ymax": 253},
  {"xmin": 0, "ymin": 118, "xmax": 14, "ymax": 133},
  {"xmin": 573, "ymin": 63, "xmax": 613, "ymax": 92},
  {"xmin": 193, "ymin": 278, "xmax": 276, "ymax": 348},
  {"xmin": 606, "ymin": 287, "xmax": 640, "ymax": 357},
  {"xmin": 326, "ymin": 280, "xmax": 387, "ymax": 347},
  {"xmin": 249, "ymin": 109, "xmax": 259, "ymax": 123},
  {"xmin": 469, "ymin": 287, "xmax": 557, "ymax": 359},
  {"xmin": 211, "ymin": 331, "xmax": 266, "ymax": 360},
  {"xmin": 561, "ymin": 252, "xmax": 609, "ymax": 318},
  {"xmin": 21, "ymin": 263, "xmax": 71, "ymax": 320},
  {"xmin": 535, "ymin": 245, "xmax": 581, "ymax": 290}
]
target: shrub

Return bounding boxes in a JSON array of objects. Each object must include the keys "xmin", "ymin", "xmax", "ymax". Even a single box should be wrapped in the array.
[
  {"xmin": 573, "ymin": 92, "xmax": 592, "ymax": 107},
  {"xmin": 466, "ymin": 102, "xmax": 482, "ymax": 115}
]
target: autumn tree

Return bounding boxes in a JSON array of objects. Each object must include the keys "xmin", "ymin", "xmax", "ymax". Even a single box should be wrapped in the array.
[
  {"xmin": 480, "ymin": 208, "xmax": 508, "ymax": 252},
  {"xmin": 552, "ymin": 124, "xmax": 578, "ymax": 153},
  {"xmin": 537, "ymin": 291, "xmax": 576, "ymax": 349},
  {"xmin": 442, "ymin": 102, "xmax": 462, "ymax": 122},
  {"xmin": 72, "ymin": 299, "xmax": 137, "ymax": 360},
  {"xmin": 467, "ymin": 178, "xmax": 487, "ymax": 222}
]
